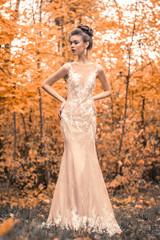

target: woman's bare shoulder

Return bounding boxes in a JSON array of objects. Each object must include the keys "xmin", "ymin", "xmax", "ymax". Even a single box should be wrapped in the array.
[
  {"xmin": 95, "ymin": 62, "xmax": 103, "ymax": 70},
  {"xmin": 95, "ymin": 63, "xmax": 105, "ymax": 78},
  {"xmin": 62, "ymin": 62, "xmax": 71, "ymax": 69},
  {"xmin": 96, "ymin": 62, "xmax": 103, "ymax": 68}
]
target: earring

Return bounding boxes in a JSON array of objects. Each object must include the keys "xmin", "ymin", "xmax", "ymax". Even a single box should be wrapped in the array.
[{"xmin": 84, "ymin": 48, "xmax": 87, "ymax": 55}]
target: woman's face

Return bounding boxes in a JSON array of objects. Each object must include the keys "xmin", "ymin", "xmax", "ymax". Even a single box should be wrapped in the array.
[{"xmin": 69, "ymin": 35, "xmax": 88, "ymax": 56}]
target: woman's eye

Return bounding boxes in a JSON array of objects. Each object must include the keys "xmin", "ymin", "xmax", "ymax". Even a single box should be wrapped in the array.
[{"xmin": 70, "ymin": 42, "xmax": 78, "ymax": 45}]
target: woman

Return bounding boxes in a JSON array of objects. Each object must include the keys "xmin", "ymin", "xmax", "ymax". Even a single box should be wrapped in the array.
[{"xmin": 41, "ymin": 24, "xmax": 122, "ymax": 237}]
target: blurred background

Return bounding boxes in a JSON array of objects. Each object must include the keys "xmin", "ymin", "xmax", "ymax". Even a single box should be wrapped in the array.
[{"xmin": 0, "ymin": 0, "xmax": 159, "ymax": 239}]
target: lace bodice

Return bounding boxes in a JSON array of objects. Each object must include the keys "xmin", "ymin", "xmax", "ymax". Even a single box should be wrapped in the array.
[
  {"xmin": 60, "ymin": 62, "xmax": 100, "ymax": 142},
  {"xmin": 66, "ymin": 62, "xmax": 98, "ymax": 102}
]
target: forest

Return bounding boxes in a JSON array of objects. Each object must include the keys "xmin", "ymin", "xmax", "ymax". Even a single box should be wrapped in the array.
[{"xmin": 0, "ymin": 0, "xmax": 159, "ymax": 239}]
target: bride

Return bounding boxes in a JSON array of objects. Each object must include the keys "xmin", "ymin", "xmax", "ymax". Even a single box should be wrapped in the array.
[{"xmin": 41, "ymin": 24, "xmax": 122, "ymax": 237}]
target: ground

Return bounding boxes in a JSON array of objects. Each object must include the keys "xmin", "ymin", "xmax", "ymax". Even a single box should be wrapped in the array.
[{"xmin": 0, "ymin": 182, "xmax": 159, "ymax": 240}]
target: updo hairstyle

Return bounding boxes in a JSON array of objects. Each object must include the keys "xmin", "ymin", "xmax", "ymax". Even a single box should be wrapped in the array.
[{"xmin": 68, "ymin": 24, "xmax": 94, "ymax": 50}]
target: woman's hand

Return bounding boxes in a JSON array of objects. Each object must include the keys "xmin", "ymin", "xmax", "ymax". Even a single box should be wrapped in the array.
[
  {"xmin": 58, "ymin": 101, "xmax": 67, "ymax": 119},
  {"xmin": 92, "ymin": 99, "xmax": 96, "ymax": 115},
  {"xmin": 93, "ymin": 104, "xmax": 96, "ymax": 115}
]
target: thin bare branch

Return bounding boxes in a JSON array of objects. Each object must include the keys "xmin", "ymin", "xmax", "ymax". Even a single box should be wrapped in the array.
[
  {"xmin": 130, "ymin": 62, "xmax": 152, "ymax": 76},
  {"xmin": 136, "ymin": 79, "xmax": 160, "ymax": 92}
]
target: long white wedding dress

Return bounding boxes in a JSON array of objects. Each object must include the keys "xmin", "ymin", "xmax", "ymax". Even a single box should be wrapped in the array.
[{"xmin": 41, "ymin": 62, "xmax": 122, "ymax": 237}]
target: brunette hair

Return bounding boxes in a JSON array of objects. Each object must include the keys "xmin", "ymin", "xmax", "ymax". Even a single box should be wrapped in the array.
[{"xmin": 68, "ymin": 24, "xmax": 94, "ymax": 50}]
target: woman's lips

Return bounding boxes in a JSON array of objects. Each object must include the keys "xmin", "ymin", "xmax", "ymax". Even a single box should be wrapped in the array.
[{"xmin": 72, "ymin": 49, "xmax": 75, "ymax": 52}]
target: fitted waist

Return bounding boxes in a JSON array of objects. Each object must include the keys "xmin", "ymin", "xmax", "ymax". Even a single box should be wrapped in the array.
[
  {"xmin": 66, "ymin": 96, "xmax": 93, "ymax": 105},
  {"xmin": 62, "ymin": 97, "xmax": 95, "ymax": 117}
]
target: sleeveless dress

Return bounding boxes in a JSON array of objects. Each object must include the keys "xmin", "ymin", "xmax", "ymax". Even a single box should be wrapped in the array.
[{"xmin": 41, "ymin": 62, "xmax": 122, "ymax": 237}]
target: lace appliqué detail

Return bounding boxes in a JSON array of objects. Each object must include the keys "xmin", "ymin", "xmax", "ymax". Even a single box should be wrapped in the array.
[
  {"xmin": 60, "ymin": 63, "xmax": 98, "ymax": 143},
  {"xmin": 40, "ymin": 205, "xmax": 122, "ymax": 237}
]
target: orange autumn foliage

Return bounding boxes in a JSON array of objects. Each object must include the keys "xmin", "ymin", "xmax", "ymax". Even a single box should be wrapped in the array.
[{"xmin": 0, "ymin": 217, "xmax": 20, "ymax": 237}]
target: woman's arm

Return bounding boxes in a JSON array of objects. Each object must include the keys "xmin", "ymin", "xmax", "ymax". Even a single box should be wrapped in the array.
[
  {"xmin": 42, "ymin": 63, "xmax": 69, "ymax": 103},
  {"xmin": 92, "ymin": 65, "xmax": 111, "ymax": 101}
]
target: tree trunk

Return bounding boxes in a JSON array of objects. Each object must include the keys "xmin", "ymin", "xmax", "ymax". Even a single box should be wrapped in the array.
[
  {"xmin": 12, "ymin": 0, "xmax": 21, "ymax": 163},
  {"xmin": 141, "ymin": 96, "xmax": 147, "ymax": 147},
  {"xmin": 20, "ymin": 113, "xmax": 28, "ymax": 142},
  {"xmin": 37, "ymin": 0, "xmax": 50, "ymax": 185},
  {"xmin": 13, "ymin": 112, "xmax": 17, "ymax": 162},
  {"xmin": 116, "ymin": 0, "xmax": 138, "ymax": 174},
  {"xmin": 39, "ymin": 88, "xmax": 43, "ymax": 139}
]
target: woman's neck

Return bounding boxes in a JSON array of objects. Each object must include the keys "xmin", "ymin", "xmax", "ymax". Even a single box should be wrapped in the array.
[{"xmin": 75, "ymin": 55, "xmax": 91, "ymax": 64}]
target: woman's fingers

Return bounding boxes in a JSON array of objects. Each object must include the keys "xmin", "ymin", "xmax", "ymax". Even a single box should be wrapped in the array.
[
  {"xmin": 58, "ymin": 108, "xmax": 62, "ymax": 119},
  {"xmin": 58, "ymin": 101, "xmax": 66, "ymax": 119},
  {"xmin": 93, "ymin": 105, "xmax": 96, "ymax": 115},
  {"xmin": 61, "ymin": 101, "xmax": 66, "ymax": 109}
]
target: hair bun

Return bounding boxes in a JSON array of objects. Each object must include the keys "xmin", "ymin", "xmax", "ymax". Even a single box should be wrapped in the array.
[{"xmin": 77, "ymin": 24, "xmax": 94, "ymax": 37}]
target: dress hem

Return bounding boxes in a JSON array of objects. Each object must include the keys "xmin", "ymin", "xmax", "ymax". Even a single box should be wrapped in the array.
[{"xmin": 39, "ymin": 217, "xmax": 122, "ymax": 237}]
